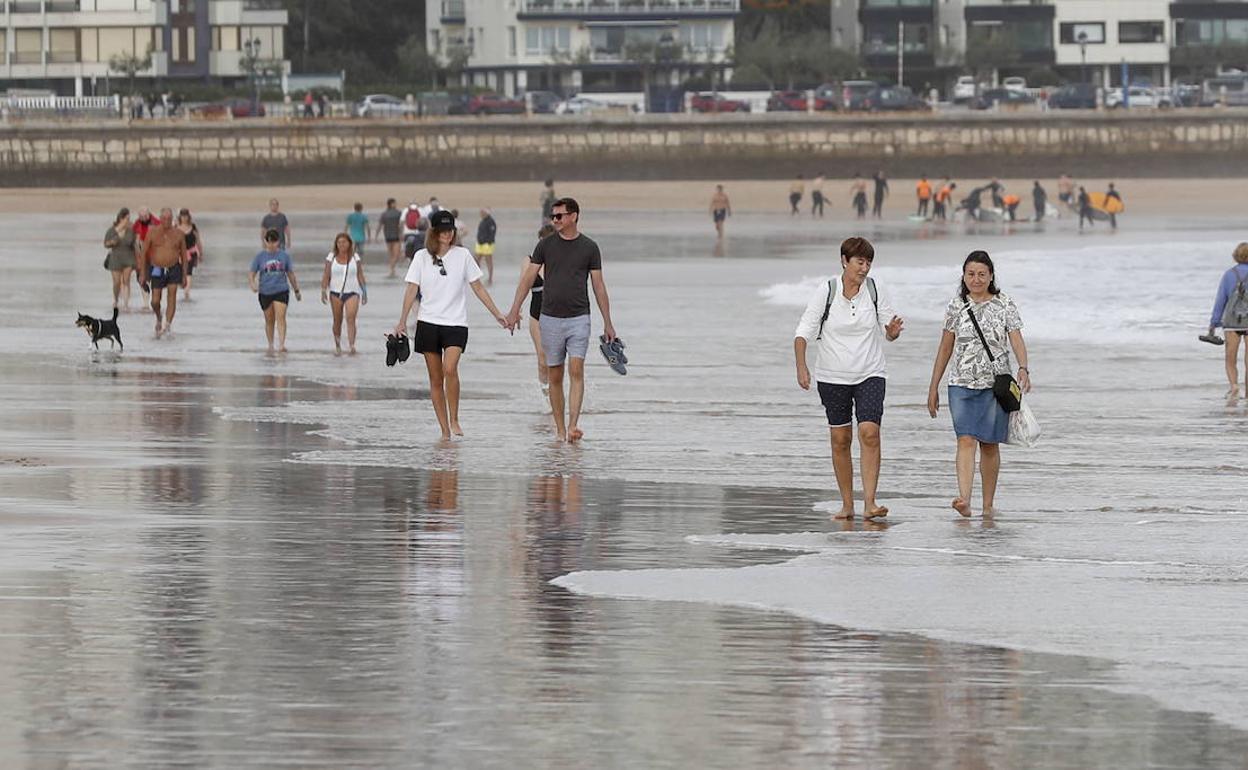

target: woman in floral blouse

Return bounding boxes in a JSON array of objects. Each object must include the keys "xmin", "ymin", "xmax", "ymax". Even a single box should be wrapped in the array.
[{"xmin": 926, "ymin": 251, "xmax": 1031, "ymax": 518}]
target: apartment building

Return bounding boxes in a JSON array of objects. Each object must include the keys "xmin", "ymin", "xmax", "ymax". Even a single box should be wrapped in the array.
[
  {"xmin": 427, "ymin": 0, "xmax": 739, "ymax": 95},
  {"xmin": 0, "ymin": 0, "xmax": 288, "ymax": 96},
  {"xmin": 831, "ymin": 0, "xmax": 1248, "ymax": 89}
]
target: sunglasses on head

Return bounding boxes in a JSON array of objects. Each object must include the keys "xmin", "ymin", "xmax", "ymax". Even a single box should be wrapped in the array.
[{"xmin": 431, "ymin": 254, "xmax": 447, "ymax": 276}]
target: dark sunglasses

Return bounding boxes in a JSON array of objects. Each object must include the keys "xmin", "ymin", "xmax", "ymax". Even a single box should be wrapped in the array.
[
  {"xmin": 550, "ymin": 212, "xmax": 572, "ymax": 220},
  {"xmin": 431, "ymin": 254, "xmax": 447, "ymax": 276}
]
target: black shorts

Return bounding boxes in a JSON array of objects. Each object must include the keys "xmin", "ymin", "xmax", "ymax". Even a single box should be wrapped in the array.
[
  {"xmin": 713, "ymin": 208, "xmax": 727, "ymax": 223},
  {"xmin": 817, "ymin": 377, "xmax": 886, "ymax": 427},
  {"xmin": 259, "ymin": 291, "xmax": 289, "ymax": 310},
  {"xmin": 414, "ymin": 321, "xmax": 468, "ymax": 353},
  {"xmin": 385, "ymin": 236, "xmax": 400, "ymax": 244},
  {"xmin": 529, "ymin": 290, "xmax": 542, "ymax": 321},
  {"xmin": 148, "ymin": 263, "xmax": 183, "ymax": 290}
]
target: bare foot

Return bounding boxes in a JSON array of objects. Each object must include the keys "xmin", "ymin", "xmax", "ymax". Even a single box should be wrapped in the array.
[
  {"xmin": 983, "ymin": 507, "xmax": 998, "ymax": 518},
  {"xmin": 450, "ymin": 423, "xmax": 464, "ymax": 437},
  {"xmin": 440, "ymin": 432, "xmax": 452, "ymax": 441},
  {"xmin": 154, "ymin": 323, "xmax": 163, "ymax": 339},
  {"xmin": 279, "ymin": 346, "xmax": 288, "ymax": 353},
  {"xmin": 952, "ymin": 498, "xmax": 973, "ymax": 518},
  {"xmin": 334, "ymin": 348, "xmax": 342, "ymax": 357},
  {"xmin": 864, "ymin": 505, "xmax": 889, "ymax": 519},
  {"xmin": 568, "ymin": 427, "xmax": 584, "ymax": 443},
  {"xmin": 555, "ymin": 432, "xmax": 567, "ymax": 443},
  {"xmin": 833, "ymin": 508, "xmax": 855, "ymax": 520},
  {"xmin": 348, "ymin": 347, "xmax": 357, "ymax": 356}
]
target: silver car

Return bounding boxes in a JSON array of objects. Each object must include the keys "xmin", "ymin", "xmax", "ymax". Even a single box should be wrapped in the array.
[{"xmin": 355, "ymin": 94, "xmax": 418, "ymax": 118}]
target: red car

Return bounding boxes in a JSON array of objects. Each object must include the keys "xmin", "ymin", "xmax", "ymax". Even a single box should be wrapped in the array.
[
  {"xmin": 191, "ymin": 98, "xmax": 266, "ymax": 118},
  {"xmin": 690, "ymin": 93, "xmax": 750, "ymax": 113},
  {"xmin": 467, "ymin": 93, "xmax": 525, "ymax": 115},
  {"xmin": 766, "ymin": 90, "xmax": 835, "ymax": 112}
]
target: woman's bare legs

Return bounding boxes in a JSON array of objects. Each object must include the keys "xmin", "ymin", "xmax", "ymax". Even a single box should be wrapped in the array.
[
  {"xmin": 344, "ymin": 295, "xmax": 360, "ymax": 354},
  {"xmin": 273, "ymin": 301, "xmax": 289, "ymax": 352},
  {"xmin": 953, "ymin": 435, "xmax": 976, "ymax": 517},
  {"xmin": 443, "ymin": 347, "xmax": 463, "ymax": 436},
  {"xmin": 1225, "ymin": 331, "xmax": 1241, "ymax": 394},
  {"xmin": 979, "ymin": 442, "xmax": 1001, "ymax": 516},
  {"xmin": 423, "ymin": 352, "xmax": 451, "ymax": 439},
  {"xmin": 262, "ymin": 304, "xmax": 276, "ymax": 353},
  {"xmin": 111, "ymin": 270, "xmax": 124, "ymax": 309},
  {"xmin": 858, "ymin": 422, "xmax": 887, "ymax": 518},
  {"xmin": 528, "ymin": 317, "xmax": 549, "ymax": 389},
  {"xmin": 330, "ymin": 295, "xmax": 344, "ymax": 355},
  {"xmin": 119, "ymin": 267, "xmax": 132, "ymax": 309},
  {"xmin": 829, "ymin": 426, "xmax": 855, "ymax": 519}
]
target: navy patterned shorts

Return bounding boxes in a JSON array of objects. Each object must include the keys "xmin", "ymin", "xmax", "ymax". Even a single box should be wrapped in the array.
[{"xmin": 817, "ymin": 377, "xmax": 886, "ymax": 427}]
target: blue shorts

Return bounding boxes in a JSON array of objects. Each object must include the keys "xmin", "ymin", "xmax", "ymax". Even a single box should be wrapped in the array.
[
  {"xmin": 817, "ymin": 377, "xmax": 885, "ymax": 427},
  {"xmin": 539, "ymin": 313, "xmax": 591, "ymax": 367},
  {"xmin": 948, "ymin": 385, "xmax": 1008, "ymax": 444}
]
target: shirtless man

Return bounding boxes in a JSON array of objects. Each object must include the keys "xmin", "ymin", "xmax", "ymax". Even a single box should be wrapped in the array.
[
  {"xmin": 1057, "ymin": 173, "xmax": 1075, "ymax": 210},
  {"xmin": 138, "ymin": 207, "xmax": 188, "ymax": 338},
  {"xmin": 710, "ymin": 184, "xmax": 732, "ymax": 238}
]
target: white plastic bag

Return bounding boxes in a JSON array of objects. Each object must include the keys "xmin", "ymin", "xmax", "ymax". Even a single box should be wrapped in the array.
[{"xmin": 1006, "ymin": 400, "xmax": 1041, "ymax": 447}]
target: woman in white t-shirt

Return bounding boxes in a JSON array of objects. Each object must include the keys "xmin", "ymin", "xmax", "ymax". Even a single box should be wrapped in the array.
[
  {"xmin": 320, "ymin": 233, "xmax": 368, "ymax": 356},
  {"xmin": 794, "ymin": 237, "xmax": 905, "ymax": 521},
  {"xmin": 394, "ymin": 210, "xmax": 508, "ymax": 440}
]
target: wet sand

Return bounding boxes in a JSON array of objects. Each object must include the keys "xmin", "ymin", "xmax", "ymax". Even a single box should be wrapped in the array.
[{"xmin": 3, "ymin": 194, "xmax": 1248, "ymax": 766}]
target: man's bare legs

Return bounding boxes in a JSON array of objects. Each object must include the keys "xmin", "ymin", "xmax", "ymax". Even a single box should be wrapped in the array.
[
  {"xmin": 829, "ymin": 426, "xmax": 855, "ymax": 519},
  {"xmin": 566, "ymin": 357, "xmax": 586, "ymax": 443},
  {"xmin": 150, "ymin": 285, "xmax": 164, "ymax": 337},
  {"xmin": 858, "ymin": 422, "xmax": 887, "ymax": 518},
  {"xmin": 162, "ymin": 285, "xmax": 178, "ymax": 335},
  {"xmin": 953, "ymin": 435, "xmax": 976, "ymax": 517},
  {"xmin": 387, "ymin": 241, "xmax": 401, "ymax": 278},
  {"xmin": 262, "ymin": 304, "xmax": 277, "ymax": 352},
  {"xmin": 979, "ymin": 442, "xmax": 1000, "ymax": 516},
  {"xmin": 547, "ymin": 364, "xmax": 567, "ymax": 442},
  {"xmin": 272, "ymin": 301, "xmax": 289, "ymax": 352},
  {"xmin": 1225, "ymin": 331, "xmax": 1241, "ymax": 395}
]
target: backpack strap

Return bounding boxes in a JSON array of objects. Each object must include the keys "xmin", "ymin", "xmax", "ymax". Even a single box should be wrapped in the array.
[
  {"xmin": 816, "ymin": 279, "xmax": 834, "ymax": 340},
  {"xmin": 867, "ymin": 277, "xmax": 878, "ymax": 316}
]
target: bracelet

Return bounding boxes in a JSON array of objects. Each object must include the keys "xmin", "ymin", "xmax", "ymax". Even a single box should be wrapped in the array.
[{"xmin": 1018, "ymin": 366, "xmax": 1029, "ymax": 373}]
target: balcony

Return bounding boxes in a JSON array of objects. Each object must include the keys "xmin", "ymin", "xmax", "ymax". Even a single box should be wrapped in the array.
[
  {"xmin": 441, "ymin": 0, "xmax": 465, "ymax": 22},
  {"xmin": 518, "ymin": 0, "xmax": 739, "ymax": 20},
  {"xmin": 1170, "ymin": 2, "xmax": 1248, "ymax": 22},
  {"xmin": 964, "ymin": 2, "xmax": 1055, "ymax": 23},
  {"xmin": 858, "ymin": 0, "xmax": 934, "ymax": 25}
]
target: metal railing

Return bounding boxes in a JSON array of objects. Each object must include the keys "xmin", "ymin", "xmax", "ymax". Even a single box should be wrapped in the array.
[
  {"xmin": 520, "ymin": 0, "xmax": 738, "ymax": 15},
  {"xmin": 1, "ymin": 94, "xmax": 121, "ymax": 121}
]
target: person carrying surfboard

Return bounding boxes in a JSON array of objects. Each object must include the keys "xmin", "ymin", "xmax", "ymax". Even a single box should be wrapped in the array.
[{"xmin": 1105, "ymin": 183, "xmax": 1123, "ymax": 230}]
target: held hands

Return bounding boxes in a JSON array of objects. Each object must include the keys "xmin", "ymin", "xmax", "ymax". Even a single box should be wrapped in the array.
[
  {"xmin": 503, "ymin": 309, "xmax": 521, "ymax": 332},
  {"xmin": 495, "ymin": 313, "xmax": 511, "ymax": 333},
  {"xmin": 927, "ymin": 387, "xmax": 940, "ymax": 418},
  {"xmin": 796, "ymin": 364, "xmax": 811, "ymax": 391},
  {"xmin": 885, "ymin": 316, "xmax": 905, "ymax": 340}
]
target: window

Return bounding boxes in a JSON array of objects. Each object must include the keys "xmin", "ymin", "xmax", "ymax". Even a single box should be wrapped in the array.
[
  {"xmin": 508, "ymin": 27, "xmax": 516, "ymax": 57},
  {"xmin": 863, "ymin": 22, "xmax": 930, "ymax": 54},
  {"xmin": 1060, "ymin": 22, "xmax": 1105, "ymax": 45},
  {"xmin": 49, "ymin": 28, "xmax": 79, "ymax": 63},
  {"xmin": 431, "ymin": 29, "xmax": 441, "ymax": 53},
  {"xmin": 525, "ymin": 26, "xmax": 570, "ymax": 55},
  {"xmin": 1119, "ymin": 21, "xmax": 1163, "ymax": 44},
  {"xmin": 13, "ymin": 29, "xmax": 41, "ymax": 64},
  {"xmin": 681, "ymin": 23, "xmax": 723, "ymax": 52},
  {"xmin": 1176, "ymin": 19, "xmax": 1248, "ymax": 46},
  {"xmin": 213, "ymin": 26, "xmax": 240, "ymax": 51}
]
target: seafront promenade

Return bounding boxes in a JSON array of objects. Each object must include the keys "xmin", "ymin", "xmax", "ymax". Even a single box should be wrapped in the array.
[{"xmin": 2, "ymin": 109, "xmax": 1248, "ymax": 184}]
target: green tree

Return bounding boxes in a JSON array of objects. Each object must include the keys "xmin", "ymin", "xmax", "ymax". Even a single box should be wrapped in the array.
[
  {"xmin": 965, "ymin": 29, "xmax": 1021, "ymax": 81},
  {"xmin": 395, "ymin": 34, "xmax": 439, "ymax": 89},
  {"xmin": 735, "ymin": 18, "xmax": 855, "ymax": 89},
  {"xmin": 108, "ymin": 46, "xmax": 153, "ymax": 96},
  {"xmin": 623, "ymin": 37, "xmax": 684, "ymax": 103}
]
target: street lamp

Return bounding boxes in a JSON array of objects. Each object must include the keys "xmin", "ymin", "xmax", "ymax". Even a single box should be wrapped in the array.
[{"xmin": 1077, "ymin": 31, "xmax": 1088, "ymax": 85}]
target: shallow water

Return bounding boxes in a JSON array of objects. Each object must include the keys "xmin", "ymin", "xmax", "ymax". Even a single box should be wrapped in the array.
[{"xmin": 3, "ymin": 204, "xmax": 1247, "ymax": 766}]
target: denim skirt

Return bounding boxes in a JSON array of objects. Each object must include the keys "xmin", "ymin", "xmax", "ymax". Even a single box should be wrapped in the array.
[{"xmin": 948, "ymin": 385, "xmax": 1008, "ymax": 444}]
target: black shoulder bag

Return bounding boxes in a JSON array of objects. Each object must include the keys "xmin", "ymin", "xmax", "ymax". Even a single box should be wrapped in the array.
[{"xmin": 965, "ymin": 300, "xmax": 1022, "ymax": 413}]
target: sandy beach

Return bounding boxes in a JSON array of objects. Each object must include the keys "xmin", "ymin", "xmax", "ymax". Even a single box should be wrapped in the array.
[
  {"xmin": 0, "ymin": 177, "xmax": 1243, "ymax": 219},
  {"xmin": 2, "ymin": 187, "xmax": 1248, "ymax": 766}
]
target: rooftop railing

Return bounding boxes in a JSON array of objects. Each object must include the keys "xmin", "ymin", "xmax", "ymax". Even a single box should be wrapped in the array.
[{"xmin": 519, "ymin": 0, "xmax": 739, "ymax": 16}]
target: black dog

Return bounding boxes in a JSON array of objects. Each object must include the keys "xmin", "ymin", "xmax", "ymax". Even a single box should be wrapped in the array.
[{"xmin": 76, "ymin": 308, "xmax": 123, "ymax": 350}]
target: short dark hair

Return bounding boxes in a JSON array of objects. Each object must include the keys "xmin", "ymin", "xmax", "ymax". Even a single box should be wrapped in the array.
[
  {"xmin": 386, "ymin": 197, "xmax": 396, "ymax": 206},
  {"xmin": 552, "ymin": 197, "xmax": 579, "ymax": 214},
  {"xmin": 840, "ymin": 236, "xmax": 875, "ymax": 263},
  {"xmin": 353, "ymin": 202, "xmax": 363, "ymax": 211},
  {"xmin": 264, "ymin": 228, "xmax": 281, "ymax": 243}
]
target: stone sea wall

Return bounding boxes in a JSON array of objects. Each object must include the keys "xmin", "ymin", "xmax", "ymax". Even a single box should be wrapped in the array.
[{"xmin": 2, "ymin": 111, "xmax": 1247, "ymax": 185}]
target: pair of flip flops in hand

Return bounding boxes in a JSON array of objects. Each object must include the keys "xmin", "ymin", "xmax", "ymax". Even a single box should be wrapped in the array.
[
  {"xmin": 1200, "ymin": 333, "xmax": 1226, "ymax": 346},
  {"xmin": 385, "ymin": 333, "xmax": 412, "ymax": 366},
  {"xmin": 599, "ymin": 335, "xmax": 628, "ymax": 375}
]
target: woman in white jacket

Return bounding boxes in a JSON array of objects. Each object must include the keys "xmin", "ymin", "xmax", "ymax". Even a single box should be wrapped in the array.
[{"xmin": 794, "ymin": 237, "xmax": 904, "ymax": 520}]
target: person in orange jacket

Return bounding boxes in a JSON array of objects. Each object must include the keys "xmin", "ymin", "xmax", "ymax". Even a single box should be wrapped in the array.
[{"xmin": 916, "ymin": 175, "xmax": 933, "ymax": 218}]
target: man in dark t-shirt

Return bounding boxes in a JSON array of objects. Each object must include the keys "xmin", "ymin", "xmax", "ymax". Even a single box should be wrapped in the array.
[
  {"xmin": 507, "ymin": 197, "xmax": 618, "ymax": 444},
  {"xmin": 376, "ymin": 197, "xmax": 403, "ymax": 277},
  {"xmin": 261, "ymin": 198, "xmax": 291, "ymax": 250}
]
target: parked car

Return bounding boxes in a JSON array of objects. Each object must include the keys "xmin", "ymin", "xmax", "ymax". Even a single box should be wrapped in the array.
[
  {"xmin": 554, "ymin": 96, "xmax": 609, "ymax": 115},
  {"xmin": 766, "ymin": 90, "xmax": 835, "ymax": 112},
  {"xmin": 872, "ymin": 85, "xmax": 929, "ymax": 111},
  {"xmin": 840, "ymin": 80, "xmax": 881, "ymax": 111},
  {"xmin": 191, "ymin": 98, "xmax": 265, "ymax": 118},
  {"xmin": 527, "ymin": 90, "xmax": 560, "ymax": 114},
  {"xmin": 1170, "ymin": 81, "xmax": 1202, "ymax": 107},
  {"xmin": 970, "ymin": 88, "xmax": 1036, "ymax": 110},
  {"xmin": 1002, "ymin": 76, "xmax": 1028, "ymax": 93},
  {"xmin": 355, "ymin": 93, "xmax": 417, "ymax": 118},
  {"xmin": 1199, "ymin": 74, "xmax": 1248, "ymax": 107},
  {"xmin": 690, "ymin": 92, "xmax": 750, "ymax": 113},
  {"xmin": 467, "ymin": 93, "xmax": 526, "ymax": 115},
  {"xmin": 952, "ymin": 75, "xmax": 977, "ymax": 103},
  {"xmin": 1046, "ymin": 83, "xmax": 1097, "ymax": 109},
  {"xmin": 1105, "ymin": 86, "xmax": 1172, "ymax": 109}
]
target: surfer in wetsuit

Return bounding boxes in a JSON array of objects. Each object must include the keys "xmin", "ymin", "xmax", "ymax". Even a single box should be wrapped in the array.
[
  {"xmin": 871, "ymin": 171, "xmax": 889, "ymax": 219},
  {"xmin": 1078, "ymin": 187, "xmax": 1095, "ymax": 230},
  {"xmin": 1105, "ymin": 183, "xmax": 1122, "ymax": 230}
]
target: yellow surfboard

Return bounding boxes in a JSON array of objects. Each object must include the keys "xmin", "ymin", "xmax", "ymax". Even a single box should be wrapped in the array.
[{"xmin": 1088, "ymin": 192, "xmax": 1125, "ymax": 214}]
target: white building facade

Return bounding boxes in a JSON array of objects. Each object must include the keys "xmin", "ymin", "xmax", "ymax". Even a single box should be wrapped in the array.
[
  {"xmin": 830, "ymin": 0, "xmax": 1248, "ymax": 88},
  {"xmin": 427, "ymin": 0, "xmax": 738, "ymax": 96},
  {"xmin": 0, "ymin": 0, "xmax": 288, "ymax": 96}
]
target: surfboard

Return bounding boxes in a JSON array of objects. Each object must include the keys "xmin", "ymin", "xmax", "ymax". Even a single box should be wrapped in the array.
[
  {"xmin": 1045, "ymin": 203, "xmax": 1060, "ymax": 218},
  {"xmin": 1087, "ymin": 192, "xmax": 1125, "ymax": 214},
  {"xmin": 907, "ymin": 215, "xmax": 929, "ymax": 222}
]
